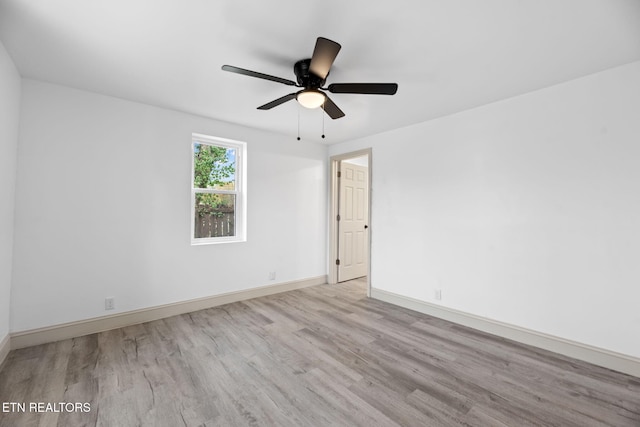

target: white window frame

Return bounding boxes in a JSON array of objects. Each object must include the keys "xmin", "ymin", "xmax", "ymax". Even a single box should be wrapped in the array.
[{"xmin": 191, "ymin": 133, "xmax": 247, "ymax": 245}]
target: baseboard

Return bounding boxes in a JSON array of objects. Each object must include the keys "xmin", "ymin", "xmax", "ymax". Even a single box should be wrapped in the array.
[
  {"xmin": 11, "ymin": 275, "xmax": 327, "ymax": 350},
  {"xmin": 371, "ymin": 288, "xmax": 640, "ymax": 378},
  {"xmin": 0, "ymin": 334, "xmax": 9, "ymax": 368}
]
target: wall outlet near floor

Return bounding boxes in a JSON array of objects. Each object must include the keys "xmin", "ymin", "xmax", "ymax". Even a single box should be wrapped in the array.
[
  {"xmin": 434, "ymin": 289, "xmax": 442, "ymax": 301},
  {"xmin": 105, "ymin": 297, "xmax": 115, "ymax": 311},
  {"xmin": 268, "ymin": 271, "xmax": 276, "ymax": 280}
]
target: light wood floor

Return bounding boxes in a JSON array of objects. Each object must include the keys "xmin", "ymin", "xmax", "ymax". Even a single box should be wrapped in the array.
[{"xmin": 1, "ymin": 278, "xmax": 638, "ymax": 426}]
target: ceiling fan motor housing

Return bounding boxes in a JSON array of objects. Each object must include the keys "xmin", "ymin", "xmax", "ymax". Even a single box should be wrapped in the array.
[{"xmin": 294, "ymin": 59, "xmax": 326, "ymax": 88}]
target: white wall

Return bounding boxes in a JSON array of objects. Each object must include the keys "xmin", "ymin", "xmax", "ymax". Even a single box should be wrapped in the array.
[
  {"xmin": 330, "ymin": 61, "xmax": 640, "ymax": 358},
  {"xmin": 0, "ymin": 41, "xmax": 21, "ymax": 345},
  {"xmin": 11, "ymin": 80, "xmax": 327, "ymax": 332}
]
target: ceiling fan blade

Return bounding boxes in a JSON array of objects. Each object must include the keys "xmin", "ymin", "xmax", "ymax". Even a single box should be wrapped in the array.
[
  {"xmin": 321, "ymin": 95, "xmax": 345, "ymax": 119},
  {"xmin": 309, "ymin": 37, "xmax": 341, "ymax": 79},
  {"xmin": 328, "ymin": 83, "xmax": 398, "ymax": 95},
  {"xmin": 222, "ymin": 65, "xmax": 296, "ymax": 86},
  {"xmin": 257, "ymin": 93, "xmax": 297, "ymax": 110}
]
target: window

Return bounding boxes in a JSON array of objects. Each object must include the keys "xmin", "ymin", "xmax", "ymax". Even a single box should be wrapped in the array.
[{"xmin": 191, "ymin": 133, "xmax": 246, "ymax": 244}]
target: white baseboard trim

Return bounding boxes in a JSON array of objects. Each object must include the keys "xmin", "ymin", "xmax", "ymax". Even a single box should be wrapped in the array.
[
  {"xmin": 0, "ymin": 334, "xmax": 9, "ymax": 368},
  {"xmin": 371, "ymin": 288, "xmax": 640, "ymax": 378},
  {"xmin": 10, "ymin": 275, "xmax": 327, "ymax": 350}
]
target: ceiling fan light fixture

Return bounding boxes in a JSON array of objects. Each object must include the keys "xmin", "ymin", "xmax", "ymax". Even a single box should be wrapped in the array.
[{"xmin": 297, "ymin": 89, "xmax": 325, "ymax": 109}]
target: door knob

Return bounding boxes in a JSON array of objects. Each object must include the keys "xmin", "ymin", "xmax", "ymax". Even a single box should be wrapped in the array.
[{"xmin": 364, "ymin": 225, "xmax": 368, "ymax": 229}]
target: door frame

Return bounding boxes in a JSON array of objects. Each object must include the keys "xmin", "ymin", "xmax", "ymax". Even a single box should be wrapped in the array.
[{"xmin": 329, "ymin": 148, "xmax": 372, "ymax": 297}]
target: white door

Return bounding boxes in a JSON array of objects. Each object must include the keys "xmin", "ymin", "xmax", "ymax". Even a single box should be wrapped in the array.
[{"xmin": 338, "ymin": 161, "xmax": 368, "ymax": 282}]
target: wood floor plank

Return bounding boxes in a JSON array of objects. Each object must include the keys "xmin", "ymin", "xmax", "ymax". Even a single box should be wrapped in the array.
[
  {"xmin": 1, "ymin": 277, "xmax": 638, "ymax": 426},
  {"xmin": 350, "ymin": 376, "xmax": 440, "ymax": 426}
]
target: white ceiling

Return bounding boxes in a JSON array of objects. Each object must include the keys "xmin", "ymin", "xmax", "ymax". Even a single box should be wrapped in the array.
[{"xmin": 1, "ymin": 0, "xmax": 639, "ymax": 144}]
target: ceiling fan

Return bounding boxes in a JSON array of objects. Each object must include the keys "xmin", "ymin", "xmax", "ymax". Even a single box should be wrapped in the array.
[{"xmin": 222, "ymin": 37, "xmax": 398, "ymax": 119}]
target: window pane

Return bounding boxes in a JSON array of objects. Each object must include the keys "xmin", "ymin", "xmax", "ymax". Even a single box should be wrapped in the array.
[
  {"xmin": 194, "ymin": 193, "xmax": 235, "ymax": 238},
  {"xmin": 193, "ymin": 143, "xmax": 236, "ymax": 190}
]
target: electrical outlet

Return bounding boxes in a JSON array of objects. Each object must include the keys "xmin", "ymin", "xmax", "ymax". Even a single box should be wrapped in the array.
[
  {"xmin": 105, "ymin": 297, "xmax": 115, "ymax": 311},
  {"xmin": 434, "ymin": 289, "xmax": 442, "ymax": 301},
  {"xmin": 268, "ymin": 271, "xmax": 276, "ymax": 280}
]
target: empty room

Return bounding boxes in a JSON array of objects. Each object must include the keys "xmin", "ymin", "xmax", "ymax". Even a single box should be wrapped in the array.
[{"xmin": 1, "ymin": 1, "xmax": 639, "ymax": 426}]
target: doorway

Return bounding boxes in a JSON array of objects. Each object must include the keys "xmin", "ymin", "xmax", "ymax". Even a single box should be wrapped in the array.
[{"xmin": 329, "ymin": 149, "xmax": 372, "ymax": 297}]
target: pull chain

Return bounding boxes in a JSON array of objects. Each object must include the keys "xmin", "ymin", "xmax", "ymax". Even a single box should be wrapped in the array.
[
  {"xmin": 297, "ymin": 103, "xmax": 327, "ymax": 141},
  {"xmin": 321, "ymin": 100, "xmax": 326, "ymax": 139},
  {"xmin": 297, "ymin": 104, "xmax": 301, "ymax": 141}
]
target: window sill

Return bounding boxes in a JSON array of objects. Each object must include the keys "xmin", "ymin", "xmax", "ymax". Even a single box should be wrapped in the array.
[{"xmin": 191, "ymin": 236, "xmax": 246, "ymax": 246}]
